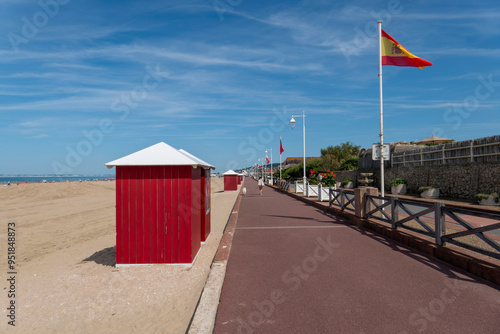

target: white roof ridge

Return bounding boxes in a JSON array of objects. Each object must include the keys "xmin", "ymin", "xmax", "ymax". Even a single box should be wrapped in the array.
[
  {"xmin": 105, "ymin": 142, "xmax": 202, "ymax": 168},
  {"xmin": 178, "ymin": 149, "xmax": 215, "ymax": 169}
]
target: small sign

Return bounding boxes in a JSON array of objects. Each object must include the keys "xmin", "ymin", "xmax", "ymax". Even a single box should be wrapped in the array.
[{"xmin": 372, "ymin": 144, "xmax": 390, "ymax": 160}]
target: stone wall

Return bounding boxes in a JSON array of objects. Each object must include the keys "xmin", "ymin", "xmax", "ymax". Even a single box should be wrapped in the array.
[
  {"xmin": 332, "ymin": 170, "xmax": 360, "ymax": 185},
  {"xmin": 334, "ymin": 162, "xmax": 500, "ymax": 199}
]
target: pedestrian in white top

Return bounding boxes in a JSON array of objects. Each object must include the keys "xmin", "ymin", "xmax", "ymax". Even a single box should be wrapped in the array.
[{"xmin": 258, "ymin": 177, "xmax": 264, "ymax": 195}]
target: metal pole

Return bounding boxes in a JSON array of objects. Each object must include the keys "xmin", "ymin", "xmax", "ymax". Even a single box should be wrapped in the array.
[
  {"xmin": 280, "ymin": 136, "xmax": 282, "ymax": 181},
  {"xmin": 378, "ymin": 20, "xmax": 385, "ymax": 197},
  {"xmin": 270, "ymin": 148, "xmax": 273, "ymax": 185},
  {"xmin": 302, "ymin": 110, "xmax": 306, "ymax": 187}
]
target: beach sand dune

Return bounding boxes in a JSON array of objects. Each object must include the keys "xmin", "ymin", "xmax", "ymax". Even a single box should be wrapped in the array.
[{"xmin": 0, "ymin": 178, "xmax": 238, "ymax": 333}]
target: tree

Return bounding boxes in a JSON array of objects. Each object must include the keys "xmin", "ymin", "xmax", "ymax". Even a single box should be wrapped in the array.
[
  {"xmin": 279, "ymin": 159, "xmax": 321, "ymax": 180},
  {"xmin": 319, "ymin": 141, "xmax": 360, "ymax": 171}
]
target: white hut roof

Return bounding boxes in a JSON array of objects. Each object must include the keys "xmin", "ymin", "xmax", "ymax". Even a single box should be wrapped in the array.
[
  {"xmin": 179, "ymin": 149, "xmax": 215, "ymax": 170},
  {"xmin": 223, "ymin": 170, "xmax": 238, "ymax": 175},
  {"xmin": 105, "ymin": 142, "xmax": 204, "ymax": 168}
]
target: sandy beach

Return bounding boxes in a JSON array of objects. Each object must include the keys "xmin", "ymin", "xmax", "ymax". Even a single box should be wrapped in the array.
[{"xmin": 0, "ymin": 178, "xmax": 239, "ymax": 333}]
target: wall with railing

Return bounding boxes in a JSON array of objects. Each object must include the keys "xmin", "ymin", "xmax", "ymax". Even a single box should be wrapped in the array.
[
  {"xmin": 334, "ymin": 136, "xmax": 500, "ymax": 199},
  {"xmin": 385, "ymin": 162, "xmax": 500, "ymax": 199},
  {"xmin": 391, "ymin": 135, "xmax": 500, "ymax": 167}
]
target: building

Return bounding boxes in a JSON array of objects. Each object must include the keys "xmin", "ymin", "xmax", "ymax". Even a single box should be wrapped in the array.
[{"xmin": 105, "ymin": 142, "xmax": 215, "ymax": 265}]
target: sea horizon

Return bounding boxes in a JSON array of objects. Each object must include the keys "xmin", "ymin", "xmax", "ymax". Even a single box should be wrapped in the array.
[{"xmin": 0, "ymin": 174, "xmax": 115, "ymax": 184}]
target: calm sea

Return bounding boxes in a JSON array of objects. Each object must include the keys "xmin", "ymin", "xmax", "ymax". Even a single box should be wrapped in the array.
[{"xmin": 0, "ymin": 175, "xmax": 115, "ymax": 184}]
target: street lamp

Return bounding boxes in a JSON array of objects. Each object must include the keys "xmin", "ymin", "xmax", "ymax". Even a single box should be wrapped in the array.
[
  {"xmin": 265, "ymin": 148, "xmax": 273, "ymax": 185},
  {"xmin": 290, "ymin": 110, "xmax": 306, "ymax": 187},
  {"xmin": 257, "ymin": 158, "xmax": 264, "ymax": 179}
]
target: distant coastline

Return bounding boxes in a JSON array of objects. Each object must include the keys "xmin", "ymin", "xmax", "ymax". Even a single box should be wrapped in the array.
[{"xmin": 0, "ymin": 174, "xmax": 115, "ymax": 184}]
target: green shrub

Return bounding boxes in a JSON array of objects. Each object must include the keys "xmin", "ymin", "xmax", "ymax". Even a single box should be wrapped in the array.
[
  {"xmin": 476, "ymin": 193, "xmax": 500, "ymax": 203},
  {"xmin": 390, "ymin": 178, "xmax": 407, "ymax": 186},
  {"xmin": 342, "ymin": 178, "xmax": 353, "ymax": 185},
  {"xmin": 418, "ymin": 186, "xmax": 437, "ymax": 194}
]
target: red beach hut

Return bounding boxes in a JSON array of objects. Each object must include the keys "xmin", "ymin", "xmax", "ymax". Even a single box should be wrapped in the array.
[
  {"xmin": 105, "ymin": 142, "xmax": 215, "ymax": 265},
  {"xmin": 223, "ymin": 170, "xmax": 238, "ymax": 191},
  {"xmin": 179, "ymin": 149, "xmax": 214, "ymax": 242}
]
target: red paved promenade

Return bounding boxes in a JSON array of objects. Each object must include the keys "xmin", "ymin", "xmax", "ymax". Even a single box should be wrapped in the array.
[{"xmin": 214, "ymin": 178, "xmax": 500, "ymax": 334}]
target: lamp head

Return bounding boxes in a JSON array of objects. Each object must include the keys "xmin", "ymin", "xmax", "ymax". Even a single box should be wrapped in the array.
[{"xmin": 289, "ymin": 117, "xmax": 296, "ymax": 129}]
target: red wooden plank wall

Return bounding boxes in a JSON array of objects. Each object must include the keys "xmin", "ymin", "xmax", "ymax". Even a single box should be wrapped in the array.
[
  {"xmin": 201, "ymin": 169, "xmax": 211, "ymax": 242},
  {"xmin": 224, "ymin": 175, "xmax": 238, "ymax": 191},
  {"xmin": 190, "ymin": 167, "xmax": 201, "ymax": 258},
  {"xmin": 116, "ymin": 165, "xmax": 202, "ymax": 264}
]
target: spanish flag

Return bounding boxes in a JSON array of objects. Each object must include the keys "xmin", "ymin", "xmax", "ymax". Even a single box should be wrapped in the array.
[{"xmin": 381, "ymin": 29, "xmax": 432, "ymax": 69}]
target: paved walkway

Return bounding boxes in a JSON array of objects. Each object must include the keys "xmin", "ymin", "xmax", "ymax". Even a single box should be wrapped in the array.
[{"xmin": 214, "ymin": 178, "xmax": 500, "ymax": 334}]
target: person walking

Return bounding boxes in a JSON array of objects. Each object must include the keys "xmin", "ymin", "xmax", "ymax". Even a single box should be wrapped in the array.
[{"xmin": 258, "ymin": 177, "xmax": 264, "ymax": 195}]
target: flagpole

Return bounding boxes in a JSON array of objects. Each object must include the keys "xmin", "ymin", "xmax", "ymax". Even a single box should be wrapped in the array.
[
  {"xmin": 270, "ymin": 148, "xmax": 273, "ymax": 185},
  {"xmin": 378, "ymin": 20, "xmax": 385, "ymax": 197},
  {"xmin": 302, "ymin": 109, "xmax": 306, "ymax": 188},
  {"xmin": 279, "ymin": 136, "xmax": 282, "ymax": 181}
]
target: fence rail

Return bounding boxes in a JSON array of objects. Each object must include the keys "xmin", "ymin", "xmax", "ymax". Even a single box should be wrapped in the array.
[
  {"xmin": 274, "ymin": 180, "xmax": 500, "ymax": 260},
  {"xmin": 329, "ymin": 188, "xmax": 355, "ymax": 212},
  {"xmin": 277, "ymin": 180, "xmax": 290, "ymax": 191},
  {"xmin": 365, "ymin": 194, "xmax": 500, "ymax": 260},
  {"xmin": 441, "ymin": 206, "xmax": 500, "ymax": 258}
]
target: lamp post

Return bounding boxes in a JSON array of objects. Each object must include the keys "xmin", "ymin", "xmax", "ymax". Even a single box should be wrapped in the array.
[
  {"xmin": 265, "ymin": 148, "xmax": 272, "ymax": 185},
  {"xmin": 257, "ymin": 158, "xmax": 264, "ymax": 179},
  {"xmin": 290, "ymin": 110, "xmax": 307, "ymax": 187}
]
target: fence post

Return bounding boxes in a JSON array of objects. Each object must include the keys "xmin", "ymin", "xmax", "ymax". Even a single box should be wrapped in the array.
[
  {"xmin": 434, "ymin": 202, "xmax": 445, "ymax": 246},
  {"xmin": 329, "ymin": 188, "xmax": 332, "ymax": 206},
  {"xmin": 391, "ymin": 196, "xmax": 398, "ymax": 229},
  {"xmin": 340, "ymin": 189, "xmax": 345, "ymax": 210},
  {"xmin": 365, "ymin": 193, "xmax": 369, "ymax": 218},
  {"xmin": 442, "ymin": 146, "xmax": 445, "ymax": 164},
  {"xmin": 470, "ymin": 141, "xmax": 474, "ymax": 162}
]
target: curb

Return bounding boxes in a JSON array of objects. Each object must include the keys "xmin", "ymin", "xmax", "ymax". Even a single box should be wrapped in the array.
[
  {"xmin": 187, "ymin": 263, "xmax": 226, "ymax": 334},
  {"xmin": 270, "ymin": 184, "xmax": 500, "ymax": 286},
  {"xmin": 187, "ymin": 181, "xmax": 244, "ymax": 333}
]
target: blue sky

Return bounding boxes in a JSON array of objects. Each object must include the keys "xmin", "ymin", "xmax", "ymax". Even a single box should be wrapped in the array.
[{"xmin": 2, "ymin": 0, "xmax": 500, "ymax": 174}]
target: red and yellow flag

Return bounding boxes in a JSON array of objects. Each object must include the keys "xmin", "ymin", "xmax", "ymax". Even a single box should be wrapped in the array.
[{"xmin": 381, "ymin": 29, "xmax": 432, "ymax": 69}]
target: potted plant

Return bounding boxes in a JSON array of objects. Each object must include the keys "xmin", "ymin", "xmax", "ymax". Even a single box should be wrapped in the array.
[
  {"xmin": 342, "ymin": 178, "xmax": 354, "ymax": 189},
  {"xmin": 320, "ymin": 171, "xmax": 337, "ymax": 187},
  {"xmin": 476, "ymin": 193, "xmax": 500, "ymax": 206},
  {"xmin": 418, "ymin": 186, "xmax": 440, "ymax": 199},
  {"xmin": 306, "ymin": 169, "xmax": 319, "ymax": 197},
  {"xmin": 390, "ymin": 178, "xmax": 407, "ymax": 195}
]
